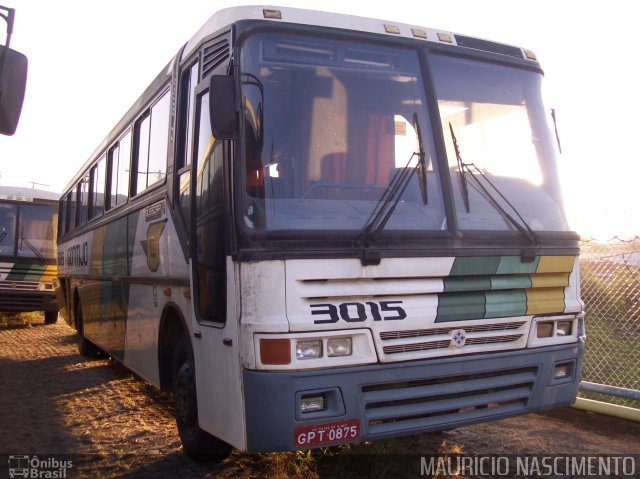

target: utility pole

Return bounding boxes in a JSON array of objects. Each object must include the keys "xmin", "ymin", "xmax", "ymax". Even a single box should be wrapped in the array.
[{"xmin": 28, "ymin": 181, "xmax": 50, "ymax": 189}]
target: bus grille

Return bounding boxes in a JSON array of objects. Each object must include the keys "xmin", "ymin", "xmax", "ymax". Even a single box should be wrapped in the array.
[
  {"xmin": 380, "ymin": 321, "xmax": 527, "ymax": 356},
  {"xmin": 0, "ymin": 280, "xmax": 40, "ymax": 291},
  {"xmin": 0, "ymin": 294, "xmax": 44, "ymax": 309},
  {"xmin": 362, "ymin": 367, "xmax": 536, "ymax": 436}
]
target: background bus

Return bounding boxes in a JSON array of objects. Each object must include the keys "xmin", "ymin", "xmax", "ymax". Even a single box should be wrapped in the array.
[
  {"xmin": 0, "ymin": 186, "xmax": 59, "ymax": 324},
  {"xmin": 57, "ymin": 6, "xmax": 584, "ymax": 459}
]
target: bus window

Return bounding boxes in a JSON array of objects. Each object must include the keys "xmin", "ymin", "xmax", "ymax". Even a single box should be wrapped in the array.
[
  {"xmin": 178, "ymin": 62, "xmax": 199, "ymax": 170},
  {"xmin": 90, "ymin": 155, "xmax": 106, "ymax": 219},
  {"xmin": 17, "ymin": 204, "xmax": 57, "ymax": 259},
  {"xmin": 177, "ymin": 62, "xmax": 199, "ymax": 233},
  {"xmin": 77, "ymin": 174, "xmax": 90, "ymax": 226},
  {"xmin": 0, "ymin": 203, "xmax": 17, "ymax": 256},
  {"xmin": 134, "ymin": 113, "xmax": 151, "ymax": 195},
  {"xmin": 68, "ymin": 188, "xmax": 78, "ymax": 231},
  {"xmin": 133, "ymin": 91, "xmax": 171, "ymax": 196},
  {"xmin": 108, "ymin": 131, "xmax": 132, "ymax": 209},
  {"xmin": 63, "ymin": 191, "xmax": 75, "ymax": 234},
  {"xmin": 193, "ymin": 90, "xmax": 226, "ymax": 324},
  {"xmin": 58, "ymin": 195, "xmax": 68, "ymax": 236}
]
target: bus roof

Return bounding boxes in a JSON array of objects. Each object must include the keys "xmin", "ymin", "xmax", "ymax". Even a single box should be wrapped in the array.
[
  {"xmin": 0, "ymin": 185, "xmax": 59, "ymax": 202},
  {"xmin": 182, "ymin": 5, "xmax": 538, "ymax": 63},
  {"xmin": 64, "ymin": 5, "xmax": 539, "ymax": 195}
]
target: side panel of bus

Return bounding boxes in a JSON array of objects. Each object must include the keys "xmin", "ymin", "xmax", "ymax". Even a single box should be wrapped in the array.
[{"xmin": 60, "ymin": 200, "xmax": 189, "ymax": 384}]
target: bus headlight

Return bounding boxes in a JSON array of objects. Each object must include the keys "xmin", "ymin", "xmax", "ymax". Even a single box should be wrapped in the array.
[
  {"xmin": 528, "ymin": 314, "xmax": 582, "ymax": 348},
  {"xmin": 296, "ymin": 340, "xmax": 322, "ymax": 360},
  {"xmin": 255, "ymin": 330, "xmax": 375, "ymax": 370},
  {"xmin": 556, "ymin": 321, "xmax": 572, "ymax": 336},
  {"xmin": 327, "ymin": 337, "xmax": 352, "ymax": 357}
]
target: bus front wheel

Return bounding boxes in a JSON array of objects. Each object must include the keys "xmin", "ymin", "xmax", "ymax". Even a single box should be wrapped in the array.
[
  {"xmin": 44, "ymin": 311, "xmax": 58, "ymax": 324},
  {"xmin": 173, "ymin": 334, "xmax": 232, "ymax": 462}
]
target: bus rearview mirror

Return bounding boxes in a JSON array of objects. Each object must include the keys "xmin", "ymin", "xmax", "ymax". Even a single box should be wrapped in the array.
[
  {"xmin": 209, "ymin": 74, "xmax": 239, "ymax": 140},
  {"xmin": 0, "ymin": 45, "xmax": 28, "ymax": 136}
]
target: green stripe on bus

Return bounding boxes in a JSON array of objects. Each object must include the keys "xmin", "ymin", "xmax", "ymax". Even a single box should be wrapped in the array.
[
  {"xmin": 449, "ymin": 256, "xmax": 501, "ymax": 276},
  {"xmin": 490, "ymin": 274, "xmax": 532, "ymax": 291},
  {"xmin": 443, "ymin": 276, "xmax": 491, "ymax": 293},
  {"xmin": 23, "ymin": 264, "xmax": 48, "ymax": 281},
  {"xmin": 436, "ymin": 292, "xmax": 486, "ymax": 322},
  {"xmin": 485, "ymin": 290, "xmax": 527, "ymax": 318},
  {"xmin": 496, "ymin": 256, "xmax": 540, "ymax": 275},
  {"xmin": 5, "ymin": 263, "xmax": 45, "ymax": 281}
]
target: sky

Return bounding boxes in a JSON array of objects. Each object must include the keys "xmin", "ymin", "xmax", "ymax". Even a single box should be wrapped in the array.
[{"xmin": 1, "ymin": 0, "xmax": 638, "ymax": 239}]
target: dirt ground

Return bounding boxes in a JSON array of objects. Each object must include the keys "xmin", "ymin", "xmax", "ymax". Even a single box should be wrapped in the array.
[{"xmin": 1, "ymin": 316, "xmax": 638, "ymax": 478}]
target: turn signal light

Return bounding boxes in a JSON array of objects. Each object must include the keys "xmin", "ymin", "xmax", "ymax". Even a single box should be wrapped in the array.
[{"xmin": 260, "ymin": 338, "xmax": 291, "ymax": 365}]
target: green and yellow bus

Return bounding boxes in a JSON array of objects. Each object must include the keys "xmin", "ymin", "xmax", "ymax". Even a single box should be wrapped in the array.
[
  {"xmin": 0, "ymin": 186, "xmax": 59, "ymax": 323},
  {"xmin": 56, "ymin": 6, "xmax": 584, "ymax": 459}
]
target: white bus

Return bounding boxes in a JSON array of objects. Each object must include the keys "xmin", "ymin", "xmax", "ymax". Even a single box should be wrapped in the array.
[{"xmin": 56, "ymin": 6, "xmax": 585, "ymax": 459}]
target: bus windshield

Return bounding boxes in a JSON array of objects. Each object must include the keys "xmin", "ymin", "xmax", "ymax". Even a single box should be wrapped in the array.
[
  {"xmin": 239, "ymin": 32, "xmax": 567, "ymax": 237},
  {"xmin": 432, "ymin": 54, "xmax": 568, "ymax": 232},
  {"xmin": 0, "ymin": 203, "xmax": 17, "ymax": 256},
  {"xmin": 239, "ymin": 32, "xmax": 446, "ymax": 234},
  {"xmin": 0, "ymin": 202, "xmax": 56, "ymax": 259},
  {"xmin": 18, "ymin": 204, "xmax": 57, "ymax": 259}
]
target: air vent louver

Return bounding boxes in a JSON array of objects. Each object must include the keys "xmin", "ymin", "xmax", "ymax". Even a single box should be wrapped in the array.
[{"xmin": 202, "ymin": 38, "xmax": 230, "ymax": 78}]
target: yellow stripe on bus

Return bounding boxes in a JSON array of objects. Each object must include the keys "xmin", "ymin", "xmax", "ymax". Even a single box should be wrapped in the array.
[
  {"xmin": 535, "ymin": 256, "xmax": 574, "ymax": 274},
  {"xmin": 526, "ymin": 288, "xmax": 566, "ymax": 315},
  {"xmin": 529, "ymin": 272, "xmax": 570, "ymax": 289}
]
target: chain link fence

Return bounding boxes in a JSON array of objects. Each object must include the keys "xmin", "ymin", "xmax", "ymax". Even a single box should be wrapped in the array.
[{"xmin": 580, "ymin": 236, "xmax": 640, "ymax": 408}]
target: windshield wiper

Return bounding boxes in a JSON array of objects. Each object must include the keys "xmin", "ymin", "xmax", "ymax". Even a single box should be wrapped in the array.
[
  {"xmin": 357, "ymin": 113, "xmax": 427, "ymax": 265},
  {"xmin": 449, "ymin": 123, "xmax": 470, "ymax": 212},
  {"xmin": 20, "ymin": 234, "xmax": 46, "ymax": 264},
  {"xmin": 448, "ymin": 122, "xmax": 541, "ymax": 260}
]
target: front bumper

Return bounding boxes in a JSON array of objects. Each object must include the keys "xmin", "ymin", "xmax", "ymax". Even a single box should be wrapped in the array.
[
  {"xmin": 243, "ymin": 342, "xmax": 584, "ymax": 452},
  {"xmin": 0, "ymin": 289, "xmax": 58, "ymax": 313}
]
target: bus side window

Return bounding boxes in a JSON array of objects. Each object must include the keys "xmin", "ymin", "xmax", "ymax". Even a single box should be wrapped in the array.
[
  {"xmin": 177, "ymin": 61, "xmax": 199, "ymax": 234},
  {"xmin": 90, "ymin": 155, "xmax": 106, "ymax": 220},
  {"xmin": 65, "ymin": 191, "xmax": 76, "ymax": 234},
  {"xmin": 132, "ymin": 90, "xmax": 171, "ymax": 196},
  {"xmin": 77, "ymin": 176, "xmax": 89, "ymax": 227},
  {"xmin": 107, "ymin": 131, "xmax": 132, "ymax": 209},
  {"xmin": 193, "ymin": 90, "xmax": 226, "ymax": 324},
  {"xmin": 58, "ymin": 194, "xmax": 68, "ymax": 237}
]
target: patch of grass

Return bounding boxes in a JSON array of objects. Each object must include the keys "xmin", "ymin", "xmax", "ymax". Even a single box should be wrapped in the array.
[
  {"xmin": 580, "ymin": 253, "xmax": 639, "ymax": 405},
  {"xmin": 260, "ymin": 434, "xmax": 465, "ymax": 479},
  {"xmin": 583, "ymin": 322, "xmax": 639, "ymax": 387},
  {"xmin": 0, "ymin": 311, "xmax": 44, "ymax": 327}
]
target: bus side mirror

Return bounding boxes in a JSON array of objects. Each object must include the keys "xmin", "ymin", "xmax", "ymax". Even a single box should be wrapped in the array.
[
  {"xmin": 209, "ymin": 75, "xmax": 239, "ymax": 140},
  {"xmin": 0, "ymin": 45, "xmax": 28, "ymax": 136}
]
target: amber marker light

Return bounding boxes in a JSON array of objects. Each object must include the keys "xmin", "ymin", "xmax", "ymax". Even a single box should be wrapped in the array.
[
  {"xmin": 260, "ymin": 338, "xmax": 291, "ymax": 365},
  {"xmin": 263, "ymin": 9, "xmax": 282, "ymax": 19},
  {"xmin": 411, "ymin": 28, "xmax": 427, "ymax": 39},
  {"xmin": 384, "ymin": 24, "xmax": 401, "ymax": 34}
]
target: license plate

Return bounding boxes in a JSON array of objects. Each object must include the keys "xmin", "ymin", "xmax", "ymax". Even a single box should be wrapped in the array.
[{"xmin": 294, "ymin": 419, "xmax": 360, "ymax": 448}]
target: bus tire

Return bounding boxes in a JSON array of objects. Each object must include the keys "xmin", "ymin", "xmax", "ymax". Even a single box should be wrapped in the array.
[
  {"xmin": 173, "ymin": 333, "xmax": 232, "ymax": 462},
  {"xmin": 44, "ymin": 311, "xmax": 58, "ymax": 324},
  {"xmin": 75, "ymin": 302, "xmax": 100, "ymax": 357}
]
